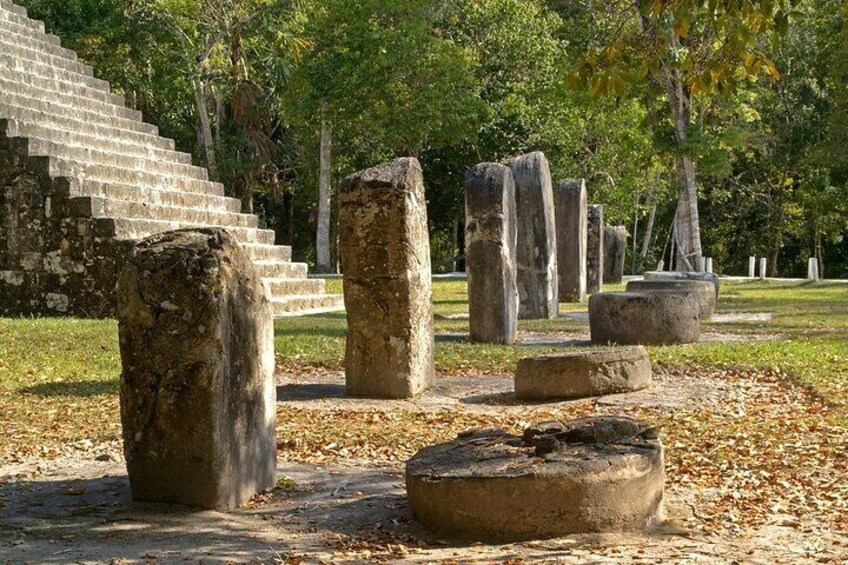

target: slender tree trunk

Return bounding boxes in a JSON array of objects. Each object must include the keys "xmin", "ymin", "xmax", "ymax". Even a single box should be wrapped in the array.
[
  {"xmin": 666, "ymin": 73, "xmax": 702, "ymax": 271},
  {"xmin": 455, "ymin": 215, "xmax": 466, "ymax": 272},
  {"xmin": 283, "ymin": 189, "xmax": 294, "ymax": 245},
  {"xmin": 641, "ymin": 198, "xmax": 657, "ymax": 260},
  {"xmin": 767, "ymin": 179, "xmax": 786, "ymax": 277},
  {"xmin": 631, "ymin": 194, "xmax": 640, "ymax": 275},
  {"xmin": 316, "ymin": 106, "xmax": 333, "ymax": 273},
  {"xmin": 193, "ymin": 77, "xmax": 216, "ymax": 178},
  {"xmin": 213, "ymin": 89, "xmax": 224, "ymax": 144}
]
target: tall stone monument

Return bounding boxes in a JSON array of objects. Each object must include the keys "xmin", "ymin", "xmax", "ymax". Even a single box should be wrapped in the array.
[
  {"xmin": 603, "ymin": 225, "xmax": 627, "ymax": 284},
  {"xmin": 587, "ymin": 205, "xmax": 604, "ymax": 294},
  {"xmin": 508, "ymin": 152, "xmax": 558, "ymax": 319},
  {"xmin": 554, "ymin": 179, "xmax": 588, "ymax": 302},
  {"xmin": 465, "ymin": 163, "xmax": 519, "ymax": 344},
  {"xmin": 117, "ymin": 228, "xmax": 277, "ymax": 511},
  {"xmin": 339, "ymin": 158, "xmax": 435, "ymax": 399}
]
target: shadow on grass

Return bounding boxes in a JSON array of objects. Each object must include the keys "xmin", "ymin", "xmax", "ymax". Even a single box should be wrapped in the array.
[
  {"xmin": 277, "ymin": 383, "xmax": 346, "ymax": 401},
  {"xmin": 274, "ymin": 326, "xmax": 348, "ymax": 338},
  {"xmin": 21, "ymin": 380, "xmax": 117, "ymax": 397}
]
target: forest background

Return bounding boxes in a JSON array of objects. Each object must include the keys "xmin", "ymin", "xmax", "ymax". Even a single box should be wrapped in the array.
[{"xmin": 17, "ymin": 0, "xmax": 848, "ymax": 277}]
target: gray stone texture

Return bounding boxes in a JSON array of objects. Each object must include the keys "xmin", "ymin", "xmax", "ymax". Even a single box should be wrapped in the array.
[
  {"xmin": 626, "ymin": 279, "xmax": 716, "ymax": 319},
  {"xmin": 0, "ymin": 5, "xmax": 341, "ymax": 318},
  {"xmin": 339, "ymin": 158, "xmax": 435, "ymax": 399},
  {"xmin": 515, "ymin": 346, "xmax": 652, "ymax": 400},
  {"xmin": 589, "ymin": 291, "xmax": 700, "ymax": 345},
  {"xmin": 603, "ymin": 225, "xmax": 627, "ymax": 284},
  {"xmin": 507, "ymin": 152, "xmax": 558, "ymax": 319},
  {"xmin": 587, "ymin": 205, "xmax": 604, "ymax": 294},
  {"xmin": 117, "ymin": 228, "xmax": 276, "ymax": 510},
  {"xmin": 406, "ymin": 416, "xmax": 664, "ymax": 541},
  {"xmin": 554, "ymin": 179, "xmax": 587, "ymax": 302},
  {"xmin": 643, "ymin": 270, "xmax": 720, "ymax": 299},
  {"xmin": 465, "ymin": 163, "xmax": 518, "ymax": 344}
]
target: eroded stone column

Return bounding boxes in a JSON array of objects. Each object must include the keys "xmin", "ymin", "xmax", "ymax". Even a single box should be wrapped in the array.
[
  {"xmin": 587, "ymin": 204, "xmax": 604, "ymax": 294},
  {"xmin": 603, "ymin": 225, "xmax": 627, "ymax": 284},
  {"xmin": 117, "ymin": 228, "xmax": 276, "ymax": 511},
  {"xmin": 465, "ymin": 163, "xmax": 518, "ymax": 344},
  {"xmin": 339, "ymin": 158, "xmax": 435, "ymax": 399},
  {"xmin": 554, "ymin": 179, "xmax": 587, "ymax": 302},
  {"xmin": 508, "ymin": 151, "xmax": 558, "ymax": 319}
]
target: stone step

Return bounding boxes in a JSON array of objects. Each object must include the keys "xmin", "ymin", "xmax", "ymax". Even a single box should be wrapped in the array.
[
  {"xmin": 0, "ymin": 10, "xmax": 83, "ymax": 64},
  {"xmin": 98, "ymin": 217, "xmax": 276, "ymax": 245},
  {"xmin": 0, "ymin": 6, "xmax": 54, "ymax": 43},
  {"xmin": 0, "ymin": 37, "xmax": 113, "ymax": 97},
  {"xmin": 271, "ymin": 294, "xmax": 345, "ymax": 317},
  {"xmin": 242, "ymin": 243, "xmax": 292, "ymax": 263},
  {"xmin": 0, "ymin": 82, "xmax": 154, "ymax": 135},
  {"xmin": 264, "ymin": 277, "xmax": 326, "ymax": 296},
  {"xmin": 0, "ymin": 101, "xmax": 174, "ymax": 151},
  {"xmin": 25, "ymin": 136, "xmax": 207, "ymax": 182},
  {"xmin": 255, "ymin": 260, "xmax": 308, "ymax": 279},
  {"xmin": 70, "ymin": 196, "xmax": 258, "ymax": 228},
  {"xmin": 0, "ymin": 34, "xmax": 112, "ymax": 93},
  {"xmin": 47, "ymin": 156, "xmax": 225, "ymax": 197},
  {"xmin": 63, "ymin": 177, "xmax": 241, "ymax": 214},
  {"xmin": 0, "ymin": 0, "xmax": 30, "ymax": 18}
]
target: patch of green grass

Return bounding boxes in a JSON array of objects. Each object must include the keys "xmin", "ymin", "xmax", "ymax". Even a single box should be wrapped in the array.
[
  {"xmin": 0, "ymin": 279, "xmax": 845, "ymax": 435},
  {"xmin": 0, "ymin": 318, "xmax": 118, "ymax": 394}
]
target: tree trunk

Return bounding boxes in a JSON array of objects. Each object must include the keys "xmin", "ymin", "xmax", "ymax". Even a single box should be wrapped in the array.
[
  {"xmin": 641, "ymin": 198, "xmax": 657, "ymax": 260},
  {"xmin": 193, "ymin": 77, "xmax": 216, "ymax": 178},
  {"xmin": 455, "ymin": 215, "xmax": 466, "ymax": 272},
  {"xmin": 282, "ymin": 189, "xmax": 294, "ymax": 245},
  {"xmin": 631, "ymin": 193, "xmax": 639, "ymax": 275},
  {"xmin": 316, "ymin": 107, "xmax": 333, "ymax": 274},
  {"xmin": 666, "ymin": 73, "xmax": 702, "ymax": 271}
]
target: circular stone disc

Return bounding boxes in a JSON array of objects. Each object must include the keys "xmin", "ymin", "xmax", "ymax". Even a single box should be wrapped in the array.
[
  {"xmin": 405, "ymin": 416, "xmax": 664, "ymax": 541},
  {"xmin": 515, "ymin": 346, "xmax": 652, "ymax": 400}
]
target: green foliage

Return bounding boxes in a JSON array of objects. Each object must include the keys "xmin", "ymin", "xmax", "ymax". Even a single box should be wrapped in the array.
[{"xmin": 14, "ymin": 0, "xmax": 848, "ymax": 274}]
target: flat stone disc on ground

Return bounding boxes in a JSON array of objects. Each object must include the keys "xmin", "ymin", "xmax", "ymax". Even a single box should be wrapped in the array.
[
  {"xmin": 405, "ymin": 416, "xmax": 664, "ymax": 541},
  {"xmin": 515, "ymin": 346, "xmax": 652, "ymax": 400},
  {"xmin": 626, "ymin": 279, "xmax": 716, "ymax": 319},
  {"xmin": 589, "ymin": 291, "xmax": 700, "ymax": 345},
  {"xmin": 643, "ymin": 271, "xmax": 720, "ymax": 298}
]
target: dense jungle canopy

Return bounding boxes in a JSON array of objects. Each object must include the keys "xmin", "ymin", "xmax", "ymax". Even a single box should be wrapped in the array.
[{"xmin": 18, "ymin": 0, "xmax": 848, "ymax": 277}]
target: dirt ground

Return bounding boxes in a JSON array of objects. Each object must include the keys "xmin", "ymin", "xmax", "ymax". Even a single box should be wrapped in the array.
[{"xmin": 2, "ymin": 351, "xmax": 846, "ymax": 565}]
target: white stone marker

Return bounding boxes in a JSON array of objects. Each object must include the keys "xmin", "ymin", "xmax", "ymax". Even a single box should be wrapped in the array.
[{"xmin": 808, "ymin": 258, "xmax": 820, "ymax": 281}]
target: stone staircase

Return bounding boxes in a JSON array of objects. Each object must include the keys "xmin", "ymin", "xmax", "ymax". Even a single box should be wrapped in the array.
[{"xmin": 0, "ymin": 0, "xmax": 343, "ymax": 317}]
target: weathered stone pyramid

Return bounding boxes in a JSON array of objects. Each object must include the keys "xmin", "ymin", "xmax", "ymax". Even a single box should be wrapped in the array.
[{"xmin": 0, "ymin": 0, "xmax": 343, "ymax": 317}]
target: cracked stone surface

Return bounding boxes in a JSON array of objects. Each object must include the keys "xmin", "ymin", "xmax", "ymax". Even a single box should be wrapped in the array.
[
  {"xmin": 339, "ymin": 158, "xmax": 435, "ymax": 399},
  {"xmin": 117, "ymin": 228, "xmax": 276, "ymax": 510},
  {"xmin": 405, "ymin": 416, "xmax": 664, "ymax": 541},
  {"xmin": 515, "ymin": 346, "xmax": 652, "ymax": 401}
]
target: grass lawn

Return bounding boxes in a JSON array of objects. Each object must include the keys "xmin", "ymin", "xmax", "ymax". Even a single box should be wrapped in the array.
[{"xmin": 0, "ymin": 278, "xmax": 845, "ymax": 462}]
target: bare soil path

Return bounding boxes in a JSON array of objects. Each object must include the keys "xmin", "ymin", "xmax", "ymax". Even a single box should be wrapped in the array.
[{"xmin": 2, "ymin": 364, "xmax": 846, "ymax": 564}]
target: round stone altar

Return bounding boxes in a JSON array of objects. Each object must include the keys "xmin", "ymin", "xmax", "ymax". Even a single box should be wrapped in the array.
[
  {"xmin": 515, "ymin": 346, "xmax": 652, "ymax": 401},
  {"xmin": 405, "ymin": 416, "xmax": 665, "ymax": 541},
  {"xmin": 626, "ymin": 279, "xmax": 716, "ymax": 319},
  {"xmin": 589, "ymin": 291, "xmax": 700, "ymax": 345}
]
